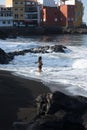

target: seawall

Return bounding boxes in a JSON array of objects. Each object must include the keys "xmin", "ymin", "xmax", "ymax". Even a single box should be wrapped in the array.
[{"xmin": 0, "ymin": 26, "xmax": 87, "ymax": 39}]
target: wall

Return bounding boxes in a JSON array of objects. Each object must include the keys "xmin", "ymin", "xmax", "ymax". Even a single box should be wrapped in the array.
[
  {"xmin": 42, "ymin": 7, "xmax": 60, "ymax": 27},
  {"xmin": 59, "ymin": 5, "xmax": 74, "ymax": 27}
]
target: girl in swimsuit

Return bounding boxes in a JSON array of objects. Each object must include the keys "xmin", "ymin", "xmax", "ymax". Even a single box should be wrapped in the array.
[{"xmin": 37, "ymin": 56, "xmax": 43, "ymax": 72}]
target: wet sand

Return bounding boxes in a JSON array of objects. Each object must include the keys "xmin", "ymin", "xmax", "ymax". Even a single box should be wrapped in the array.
[{"xmin": 0, "ymin": 70, "xmax": 50, "ymax": 130}]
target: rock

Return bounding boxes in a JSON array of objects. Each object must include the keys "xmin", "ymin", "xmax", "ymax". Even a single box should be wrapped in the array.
[
  {"xmin": 12, "ymin": 91, "xmax": 87, "ymax": 130},
  {"xmin": 0, "ymin": 48, "xmax": 13, "ymax": 64},
  {"xmin": 50, "ymin": 45, "xmax": 67, "ymax": 53},
  {"xmin": 0, "ymin": 31, "xmax": 8, "ymax": 40},
  {"xmin": 0, "ymin": 45, "xmax": 69, "ymax": 64},
  {"xmin": 36, "ymin": 93, "xmax": 53, "ymax": 115},
  {"xmin": 8, "ymin": 45, "xmax": 69, "ymax": 57},
  {"xmin": 27, "ymin": 91, "xmax": 87, "ymax": 130}
]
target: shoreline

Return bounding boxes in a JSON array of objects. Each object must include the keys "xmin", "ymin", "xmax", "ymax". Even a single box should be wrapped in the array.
[
  {"xmin": 1, "ymin": 70, "xmax": 87, "ymax": 130},
  {"xmin": 0, "ymin": 27, "xmax": 87, "ymax": 40},
  {"xmin": 0, "ymin": 70, "xmax": 51, "ymax": 130},
  {"xmin": 12, "ymin": 71, "xmax": 73, "ymax": 96}
]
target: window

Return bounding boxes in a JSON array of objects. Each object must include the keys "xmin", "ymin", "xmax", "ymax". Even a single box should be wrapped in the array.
[
  {"xmin": 15, "ymin": 8, "xmax": 18, "ymax": 11},
  {"xmin": 20, "ymin": 8, "xmax": 23, "ymax": 11},
  {"xmin": 20, "ymin": 2, "xmax": 23, "ymax": 4},
  {"xmin": 25, "ymin": 7, "xmax": 37, "ymax": 12},
  {"xmin": 1, "ymin": 13, "xmax": 3, "ymax": 16},
  {"xmin": 54, "ymin": 18, "xmax": 57, "ymax": 22},
  {"xmin": 14, "ymin": 14, "xmax": 18, "ymax": 18},
  {"xmin": 71, "ymin": 18, "xmax": 73, "ymax": 21},
  {"xmin": 26, "ymin": 2, "xmax": 31, "ymax": 5},
  {"xmin": 8, "ymin": 21, "xmax": 10, "ymax": 24},
  {"xmin": 20, "ymin": 14, "xmax": 23, "ymax": 17},
  {"xmin": 32, "ymin": 2, "xmax": 35, "ymax": 5},
  {"xmin": 3, "ymin": 21, "xmax": 6, "ymax": 24},
  {"xmin": 15, "ymin": 2, "xmax": 18, "ymax": 4}
]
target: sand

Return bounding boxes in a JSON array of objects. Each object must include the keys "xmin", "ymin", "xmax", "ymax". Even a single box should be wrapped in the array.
[{"xmin": 0, "ymin": 70, "xmax": 51, "ymax": 130}]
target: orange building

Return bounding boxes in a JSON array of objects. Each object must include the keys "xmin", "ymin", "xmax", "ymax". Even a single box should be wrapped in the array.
[
  {"xmin": 59, "ymin": 5, "xmax": 75, "ymax": 27},
  {"xmin": 58, "ymin": 0, "xmax": 83, "ymax": 27}
]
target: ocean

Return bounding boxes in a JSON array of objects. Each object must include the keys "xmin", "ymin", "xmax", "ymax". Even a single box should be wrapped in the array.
[{"xmin": 0, "ymin": 34, "xmax": 87, "ymax": 97}]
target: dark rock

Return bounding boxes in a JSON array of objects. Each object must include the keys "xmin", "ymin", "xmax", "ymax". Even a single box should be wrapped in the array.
[
  {"xmin": 0, "ymin": 48, "xmax": 13, "ymax": 64},
  {"xmin": 0, "ymin": 30, "xmax": 8, "ymax": 40},
  {"xmin": 8, "ymin": 45, "xmax": 69, "ymax": 57},
  {"xmin": 12, "ymin": 92, "xmax": 87, "ymax": 130},
  {"xmin": 50, "ymin": 45, "xmax": 67, "ymax": 53},
  {"xmin": 26, "ymin": 115, "xmax": 85, "ymax": 130},
  {"xmin": 0, "ymin": 45, "xmax": 69, "ymax": 64},
  {"xmin": 26, "ymin": 91, "xmax": 87, "ymax": 130},
  {"xmin": 36, "ymin": 93, "xmax": 53, "ymax": 116}
]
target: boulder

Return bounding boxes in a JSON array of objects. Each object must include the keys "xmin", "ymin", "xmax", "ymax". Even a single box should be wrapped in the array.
[
  {"xmin": 8, "ymin": 45, "xmax": 69, "ymax": 57},
  {"xmin": 26, "ymin": 91, "xmax": 87, "ymax": 130},
  {"xmin": 0, "ymin": 45, "xmax": 69, "ymax": 64},
  {"xmin": 0, "ymin": 48, "xmax": 13, "ymax": 64}
]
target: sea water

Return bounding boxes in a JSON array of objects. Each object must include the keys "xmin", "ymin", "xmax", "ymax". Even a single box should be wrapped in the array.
[{"xmin": 0, "ymin": 34, "xmax": 87, "ymax": 97}]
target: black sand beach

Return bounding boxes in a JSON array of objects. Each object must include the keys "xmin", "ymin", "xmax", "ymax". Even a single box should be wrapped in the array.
[{"xmin": 0, "ymin": 70, "xmax": 50, "ymax": 130}]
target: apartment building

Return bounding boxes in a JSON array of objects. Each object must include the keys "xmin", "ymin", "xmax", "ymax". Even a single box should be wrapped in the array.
[
  {"xmin": 42, "ymin": 7, "xmax": 60, "ymax": 27},
  {"xmin": 58, "ymin": 0, "xmax": 83, "ymax": 27},
  {"xmin": 13, "ymin": 0, "xmax": 41, "ymax": 27},
  {"xmin": 59, "ymin": 4, "xmax": 75, "ymax": 27},
  {"xmin": 41, "ymin": 0, "xmax": 60, "ymax": 27},
  {"xmin": 0, "ymin": 7, "xmax": 13, "ymax": 27},
  {"xmin": 74, "ymin": 0, "xmax": 83, "ymax": 27},
  {"xmin": 13, "ymin": 0, "xmax": 25, "ymax": 26},
  {"xmin": 25, "ymin": 0, "xmax": 41, "ymax": 27},
  {"xmin": 0, "ymin": 0, "xmax": 84, "ymax": 28}
]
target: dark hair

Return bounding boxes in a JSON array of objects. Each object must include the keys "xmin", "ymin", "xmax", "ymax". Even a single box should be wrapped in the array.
[{"xmin": 38, "ymin": 56, "xmax": 42, "ymax": 61}]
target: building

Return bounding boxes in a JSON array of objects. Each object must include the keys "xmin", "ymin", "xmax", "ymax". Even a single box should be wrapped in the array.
[
  {"xmin": 59, "ymin": 4, "xmax": 75, "ymax": 27},
  {"xmin": 58, "ymin": 0, "xmax": 75, "ymax": 5},
  {"xmin": 58, "ymin": 0, "xmax": 83, "ymax": 27},
  {"xmin": 13, "ymin": 0, "xmax": 42, "ymax": 27},
  {"xmin": 41, "ymin": 0, "xmax": 83, "ymax": 28},
  {"xmin": 0, "ymin": 0, "xmax": 84, "ymax": 28},
  {"xmin": 40, "ymin": 0, "xmax": 60, "ymax": 27},
  {"xmin": 42, "ymin": 7, "xmax": 60, "ymax": 27},
  {"xmin": 13, "ymin": 0, "xmax": 25, "ymax": 26},
  {"xmin": 5, "ymin": 0, "xmax": 12, "ymax": 7},
  {"xmin": 0, "ymin": 7, "xmax": 13, "ymax": 27},
  {"xmin": 42, "ymin": 0, "xmax": 56, "ymax": 7},
  {"xmin": 74, "ymin": 0, "xmax": 83, "ymax": 27},
  {"xmin": 24, "ymin": 0, "xmax": 41, "ymax": 27}
]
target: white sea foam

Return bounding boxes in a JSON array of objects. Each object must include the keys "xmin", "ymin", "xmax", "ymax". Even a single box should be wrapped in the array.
[{"xmin": 0, "ymin": 35, "xmax": 87, "ymax": 97}]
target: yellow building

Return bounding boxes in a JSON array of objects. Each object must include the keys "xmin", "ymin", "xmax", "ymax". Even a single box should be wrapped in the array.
[
  {"xmin": 13, "ymin": 0, "xmax": 25, "ymax": 23},
  {"xmin": 5, "ymin": 0, "xmax": 12, "ymax": 7},
  {"xmin": 74, "ymin": 0, "xmax": 84, "ymax": 27},
  {"xmin": 13, "ymin": 0, "xmax": 41, "ymax": 27}
]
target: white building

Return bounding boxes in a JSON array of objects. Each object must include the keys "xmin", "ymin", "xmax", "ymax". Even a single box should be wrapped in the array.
[
  {"xmin": 58, "ymin": 0, "xmax": 76, "ymax": 5},
  {"xmin": 0, "ymin": 7, "xmax": 13, "ymax": 27},
  {"xmin": 24, "ymin": 1, "xmax": 41, "ymax": 27},
  {"xmin": 38, "ymin": 0, "xmax": 57, "ymax": 7}
]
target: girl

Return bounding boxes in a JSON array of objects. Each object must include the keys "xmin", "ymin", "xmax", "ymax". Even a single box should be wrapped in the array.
[{"xmin": 37, "ymin": 56, "xmax": 43, "ymax": 72}]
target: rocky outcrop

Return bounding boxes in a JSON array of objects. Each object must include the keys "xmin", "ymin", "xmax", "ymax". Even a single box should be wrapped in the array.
[
  {"xmin": 0, "ymin": 30, "xmax": 8, "ymax": 40},
  {"xmin": 0, "ymin": 48, "xmax": 13, "ymax": 64},
  {"xmin": 27, "ymin": 92, "xmax": 87, "ymax": 130},
  {"xmin": 8, "ymin": 45, "xmax": 68, "ymax": 56},
  {"xmin": 0, "ymin": 45, "xmax": 69, "ymax": 64},
  {"xmin": 13, "ymin": 91, "xmax": 87, "ymax": 130}
]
